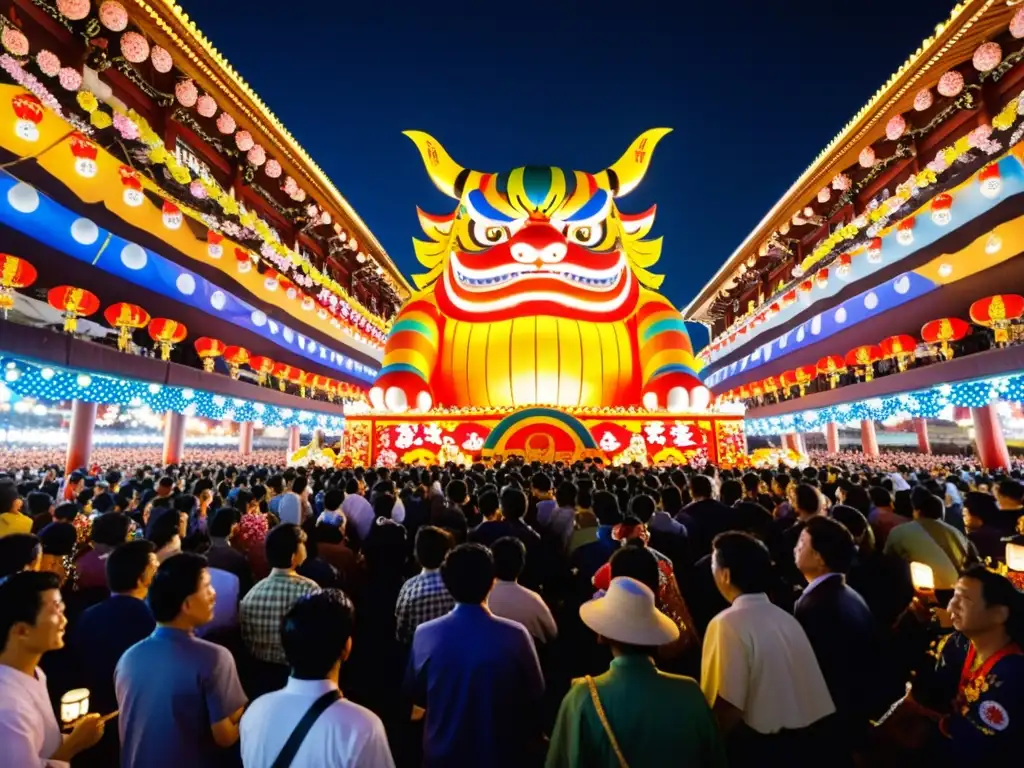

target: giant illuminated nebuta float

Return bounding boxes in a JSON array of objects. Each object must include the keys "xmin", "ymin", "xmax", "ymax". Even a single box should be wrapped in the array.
[{"xmin": 369, "ymin": 129, "xmax": 710, "ymax": 413}]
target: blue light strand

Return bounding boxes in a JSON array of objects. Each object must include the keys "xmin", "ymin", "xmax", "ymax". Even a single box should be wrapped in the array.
[
  {"xmin": 745, "ymin": 371, "xmax": 1024, "ymax": 436},
  {"xmin": 0, "ymin": 356, "xmax": 345, "ymax": 431}
]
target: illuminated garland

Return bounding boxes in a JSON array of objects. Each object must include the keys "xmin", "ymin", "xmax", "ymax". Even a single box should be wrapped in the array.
[
  {"xmin": 744, "ymin": 373, "xmax": 1023, "ymax": 437},
  {"xmin": 0, "ymin": 356, "xmax": 346, "ymax": 430}
]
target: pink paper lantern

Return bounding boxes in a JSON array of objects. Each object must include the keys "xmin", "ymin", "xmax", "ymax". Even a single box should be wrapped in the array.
[
  {"xmin": 1, "ymin": 27, "xmax": 29, "ymax": 57},
  {"xmin": 36, "ymin": 50, "xmax": 61, "ymax": 77},
  {"xmin": 189, "ymin": 179, "xmax": 207, "ymax": 199},
  {"xmin": 937, "ymin": 70, "xmax": 964, "ymax": 98},
  {"xmin": 150, "ymin": 46, "xmax": 172, "ymax": 73},
  {"xmin": 858, "ymin": 147, "xmax": 876, "ymax": 168},
  {"xmin": 913, "ymin": 88, "xmax": 933, "ymax": 112},
  {"xmin": 1013, "ymin": 8, "xmax": 1024, "ymax": 40},
  {"xmin": 175, "ymin": 79, "xmax": 198, "ymax": 108},
  {"xmin": 57, "ymin": 0, "xmax": 91, "ymax": 21},
  {"xmin": 247, "ymin": 145, "xmax": 266, "ymax": 166},
  {"xmin": 235, "ymin": 130, "xmax": 254, "ymax": 152},
  {"xmin": 216, "ymin": 112, "xmax": 236, "ymax": 134},
  {"xmin": 58, "ymin": 67, "xmax": 82, "ymax": 91},
  {"xmin": 120, "ymin": 32, "xmax": 150, "ymax": 64},
  {"xmin": 968, "ymin": 124, "xmax": 993, "ymax": 149},
  {"xmin": 885, "ymin": 115, "xmax": 905, "ymax": 141},
  {"xmin": 831, "ymin": 173, "xmax": 851, "ymax": 192},
  {"xmin": 973, "ymin": 42, "xmax": 1002, "ymax": 73},
  {"xmin": 98, "ymin": 1, "xmax": 128, "ymax": 31},
  {"xmin": 264, "ymin": 159, "xmax": 282, "ymax": 178},
  {"xmin": 196, "ymin": 94, "xmax": 217, "ymax": 118},
  {"xmin": 816, "ymin": 187, "xmax": 830, "ymax": 204}
]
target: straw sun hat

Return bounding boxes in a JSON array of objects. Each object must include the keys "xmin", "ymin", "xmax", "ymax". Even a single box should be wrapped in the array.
[{"xmin": 579, "ymin": 576, "xmax": 679, "ymax": 646}]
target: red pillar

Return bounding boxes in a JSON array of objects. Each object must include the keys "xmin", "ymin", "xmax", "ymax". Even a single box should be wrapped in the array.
[
  {"xmin": 792, "ymin": 433, "xmax": 806, "ymax": 455},
  {"xmin": 914, "ymin": 417, "xmax": 931, "ymax": 455},
  {"xmin": 861, "ymin": 420, "xmax": 879, "ymax": 457},
  {"xmin": 65, "ymin": 399, "xmax": 97, "ymax": 475},
  {"xmin": 163, "ymin": 411, "xmax": 186, "ymax": 466},
  {"xmin": 287, "ymin": 426, "xmax": 301, "ymax": 457},
  {"xmin": 825, "ymin": 422, "xmax": 840, "ymax": 454},
  {"xmin": 239, "ymin": 421, "xmax": 254, "ymax": 455},
  {"xmin": 971, "ymin": 404, "xmax": 1011, "ymax": 471}
]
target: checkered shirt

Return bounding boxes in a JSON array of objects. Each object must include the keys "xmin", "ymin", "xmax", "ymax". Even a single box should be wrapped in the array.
[
  {"xmin": 395, "ymin": 570, "xmax": 455, "ymax": 644},
  {"xmin": 240, "ymin": 569, "xmax": 320, "ymax": 664}
]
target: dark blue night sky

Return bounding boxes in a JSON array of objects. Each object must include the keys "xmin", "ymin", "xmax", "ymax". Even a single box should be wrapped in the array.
[{"xmin": 179, "ymin": 0, "xmax": 945, "ymax": 345}]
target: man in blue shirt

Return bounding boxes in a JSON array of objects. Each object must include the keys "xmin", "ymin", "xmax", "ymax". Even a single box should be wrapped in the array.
[
  {"xmin": 405, "ymin": 543, "xmax": 545, "ymax": 768},
  {"xmin": 115, "ymin": 552, "xmax": 247, "ymax": 768}
]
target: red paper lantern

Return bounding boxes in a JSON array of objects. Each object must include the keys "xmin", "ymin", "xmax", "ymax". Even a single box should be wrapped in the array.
[
  {"xmin": 148, "ymin": 318, "xmax": 188, "ymax": 361},
  {"xmin": 978, "ymin": 164, "xmax": 1001, "ymax": 199},
  {"xmin": 845, "ymin": 345, "xmax": 883, "ymax": 382},
  {"xmin": 970, "ymin": 294, "xmax": 1024, "ymax": 346},
  {"xmin": 0, "ymin": 254, "xmax": 37, "ymax": 315},
  {"xmin": 103, "ymin": 302, "xmax": 150, "ymax": 352},
  {"xmin": 194, "ymin": 337, "xmax": 226, "ymax": 372},
  {"xmin": 931, "ymin": 193, "xmax": 953, "ymax": 226},
  {"xmin": 47, "ymin": 286, "xmax": 99, "ymax": 333},
  {"xmin": 248, "ymin": 355, "xmax": 275, "ymax": 386},
  {"xmin": 816, "ymin": 355, "xmax": 847, "ymax": 388},
  {"xmin": 896, "ymin": 218, "xmax": 915, "ymax": 246},
  {"xmin": 879, "ymin": 334, "xmax": 918, "ymax": 372},
  {"xmin": 921, "ymin": 317, "xmax": 969, "ymax": 360},
  {"xmin": 222, "ymin": 345, "xmax": 250, "ymax": 379}
]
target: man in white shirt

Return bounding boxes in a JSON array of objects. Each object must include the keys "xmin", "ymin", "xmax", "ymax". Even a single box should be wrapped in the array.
[
  {"xmin": 701, "ymin": 531, "xmax": 835, "ymax": 765},
  {"xmin": 0, "ymin": 571, "xmax": 105, "ymax": 767},
  {"xmin": 341, "ymin": 479, "xmax": 375, "ymax": 543},
  {"xmin": 486, "ymin": 537, "xmax": 557, "ymax": 644},
  {"xmin": 241, "ymin": 590, "xmax": 394, "ymax": 768}
]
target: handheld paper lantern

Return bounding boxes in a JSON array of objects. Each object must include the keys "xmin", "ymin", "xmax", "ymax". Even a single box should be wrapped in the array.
[
  {"xmin": 845, "ymin": 344, "xmax": 883, "ymax": 382},
  {"xmin": 47, "ymin": 286, "xmax": 99, "ymax": 333},
  {"xmin": 248, "ymin": 355, "xmax": 275, "ymax": 386},
  {"xmin": 60, "ymin": 688, "xmax": 90, "ymax": 724},
  {"xmin": 69, "ymin": 133, "xmax": 98, "ymax": 178},
  {"xmin": 879, "ymin": 334, "xmax": 918, "ymax": 372},
  {"xmin": 921, "ymin": 317, "xmax": 969, "ymax": 360},
  {"xmin": 896, "ymin": 218, "xmax": 914, "ymax": 246},
  {"xmin": 930, "ymin": 193, "xmax": 953, "ymax": 226},
  {"xmin": 118, "ymin": 165, "xmax": 144, "ymax": 207},
  {"xmin": 910, "ymin": 562, "xmax": 935, "ymax": 591},
  {"xmin": 103, "ymin": 302, "xmax": 150, "ymax": 352},
  {"xmin": 970, "ymin": 294, "xmax": 1024, "ymax": 346},
  {"xmin": 816, "ymin": 355, "xmax": 847, "ymax": 389},
  {"xmin": 222, "ymin": 345, "xmax": 250, "ymax": 380},
  {"xmin": 234, "ymin": 248, "xmax": 252, "ymax": 274},
  {"xmin": 148, "ymin": 318, "xmax": 187, "ymax": 361},
  {"xmin": 0, "ymin": 254, "xmax": 37, "ymax": 316},
  {"xmin": 835, "ymin": 254, "xmax": 852, "ymax": 281},
  {"xmin": 978, "ymin": 164, "xmax": 1002, "ymax": 199},
  {"xmin": 194, "ymin": 336, "xmax": 226, "ymax": 372},
  {"xmin": 161, "ymin": 201, "xmax": 182, "ymax": 230},
  {"xmin": 12, "ymin": 93, "xmax": 43, "ymax": 142},
  {"xmin": 866, "ymin": 238, "xmax": 882, "ymax": 264},
  {"xmin": 206, "ymin": 230, "xmax": 223, "ymax": 259}
]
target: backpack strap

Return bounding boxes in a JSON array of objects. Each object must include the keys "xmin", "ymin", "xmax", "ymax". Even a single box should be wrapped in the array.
[
  {"xmin": 585, "ymin": 676, "xmax": 630, "ymax": 768},
  {"xmin": 269, "ymin": 689, "xmax": 341, "ymax": 768}
]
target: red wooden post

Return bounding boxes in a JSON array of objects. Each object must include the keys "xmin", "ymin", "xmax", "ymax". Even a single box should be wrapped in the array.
[
  {"xmin": 65, "ymin": 399, "xmax": 97, "ymax": 475},
  {"xmin": 825, "ymin": 422, "xmax": 840, "ymax": 454},
  {"xmin": 971, "ymin": 404, "xmax": 1011, "ymax": 471},
  {"xmin": 163, "ymin": 411, "xmax": 186, "ymax": 466},
  {"xmin": 287, "ymin": 426, "xmax": 301, "ymax": 457},
  {"xmin": 914, "ymin": 417, "xmax": 932, "ymax": 455},
  {"xmin": 239, "ymin": 421, "xmax": 254, "ymax": 455},
  {"xmin": 861, "ymin": 420, "xmax": 879, "ymax": 457}
]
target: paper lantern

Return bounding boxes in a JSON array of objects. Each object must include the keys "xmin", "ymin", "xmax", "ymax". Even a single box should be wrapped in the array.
[
  {"xmin": 103, "ymin": 302, "xmax": 150, "ymax": 352},
  {"xmin": 970, "ymin": 294, "xmax": 1024, "ymax": 346},
  {"xmin": 879, "ymin": 334, "xmax": 918, "ymax": 372},
  {"xmin": 57, "ymin": 0, "xmax": 90, "ymax": 21},
  {"xmin": 815, "ymin": 268, "xmax": 829, "ymax": 290},
  {"xmin": 47, "ymin": 286, "xmax": 99, "ymax": 333},
  {"xmin": 234, "ymin": 248, "xmax": 252, "ymax": 274},
  {"xmin": 161, "ymin": 201, "xmax": 182, "ymax": 230},
  {"xmin": 845, "ymin": 345, "xmax": 883, "ymax": 382},
  {"xmin": 118, "ymin": 165, "xmax": 144, "ymax": 207},
  {"xmin": 248, "ymin": 355, "xmax": 275, "ymax": 386},
  {"xmin": 69, "ymin": 133, "xmax": 98, "ymax": 178},
  {"xmin": 816, "ymin": 355, "xmax": 847, "ymax": 389},
  {"xmin": 12, "ymin": 93, "xmax": 44, "ymax": 142},
  {"xmin": 150, "ymin": 46, "xmax": 173, "ymax": 73},
  {"xmin": 222, "ymin": 345, "xmax": 250, "ymax": 380},
  {"xmin": 148, "ymin": 318, "xmax": 187, "ymax": 361},
  {"xmin": 206, "ymin": 230, "xmax": 223, "ymax": 259},
  {"xmin": 885, "ymin": 115, "xmax": 906, "ymax": 141},
  {"xmin": 194, "ymin": 337, "xmax": 226, "ymax": 372},
  {"xmin": 910, "ymin": 562, "xmax": 935, "ymax": 591},
  {"xmin": 797, "ymin": 280, "xmax": 813, "ymax": 305},
  {"xmin": 60, "ymin": 688, "xmax": 90, "ymax": 724},
  {"xmin": 931, "ymin": 193, "xmax": 953, "ymax": 226},
  {"xmin": 921, "ymin": 317, "xmax": 969, "ymax": 360},
  {"xmin": 272, "ymin": 362, "xmax": 295, "ymax": 392},
  {"xmin": 866, "ymin": 237, "xmax": 882, "ymax": 264},
  {"xmin": 120, "ymin": 32, "xmax": 150, "ymax": 64},
  {"xmin": 0, "ymin": 254, "xmax": 37, "ymax": 316},
  {"xmin": 1008, "ymin": 543, "xmax": 1024, "ymax": 572},
  {"xmin": 896, "ymin": 217, "xmax": 914, "ymax": 246},
  {"xmin": 978, "ymin": 164, "xmax": 1001, "ymax": 199},
  {"xmin": 309, "ymin": 374, "xmax": 331, "ymax": 397},
  {"xmin": 835, "ymin": 253, "xmax": 852, "ymax": 280}
]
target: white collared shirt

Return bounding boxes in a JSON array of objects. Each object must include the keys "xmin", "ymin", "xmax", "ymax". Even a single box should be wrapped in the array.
[
  {"xmin": 0, "ymin": 665, "xmax": 69, "ymax": 767},
  {"xmin": 487, "ymin": 580, "xmax": 558, "ymax": 643},
  {"xmin": 240, "ymin": 677, "xmax": 395, "ymax": 768},
  {"xmin": 701, "ymin": 593, "xmax": 835, "ymax": 734}
]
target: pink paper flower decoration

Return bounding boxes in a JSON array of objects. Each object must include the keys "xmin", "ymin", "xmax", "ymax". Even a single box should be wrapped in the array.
[
  {"xmin": 937, "ymin": 70, "xmax": 964, "ymax": 98},
  {"xmin": 2, "ymin": 28, "xmax": 29, "ymax": 57},
  {"xmin": 113, "ymin": 112, "xmax": 139, "ymax": 140},
  {"xmin": 831, "ymin": 173, "xmax": 851, "ymax": 192},
  {"xmin": 264, "ymin": 159, "xmax": 282, "ymax": 178},
  {"xmin": 235, "ymin": 130, "xmax": 254, "ymax": 152},
  {"xmin": 885, "ymin": 115, "xmax": 906, "ymax": 141},
  {"xmin": 293, "ymin": 189, "xmax": 307, "ymax": 202},
  {"xmin": 189, "ymin": 179, "xmax": 207, "ymax": 199},
  {"xmin": 120, "ymin": 32, "xmax": 150, "ymax": 64},
  {"xmin": 58, "ymin": 67, "xmax": 82, "ymax": 91},
  {"xmin": 968, "ymin": 124, "xmax": 993, "ymax": 149},
  {"xmin": 57, "ymin": 0, "xmax": 91, "ymax": 21},
  {"xmin": 817, "ymin": 187, "xmax": 830, "ymax": 204},
  {"xmin": 247, "ymin": 145, "xmax": 266, "ymax": 166},
  {"xmin": 282, "ymin": 176, "xmax": 298, "ymax": 195},
  {"xmin": 196, "ymin": 94, "xmax": 217, "ymax": 118},
  {"xmin": 216, "ymin": 112, "xmax": 236, "ymax": 134},
  {"xmin": 1013, "ymin": 8, "xmax": 1024, "ymax": 39},
  {"xmin": 36, "ymin": 50, "xmax": 60, "ymax": 77},
  {"xmin": 98, "ymin": 1, "xmax": 128, "ymax": 31},
  {"xmin": 858, "ymin": 147, "xmax": 876, "ymax": 168},
  {"xmin": 150, "ymin": 46, "xmax": 172, "ymax": 73},
  {"xmin": 913, "ymin": 88, "xmax": 933, "ymax": 112},
  {"xmin": 175, "ymin": 79, "xmax": 198, "ymax": 107},
  {"xmin": 973, "ymin": 42, "xmax": 1002, "ymax": 73}
]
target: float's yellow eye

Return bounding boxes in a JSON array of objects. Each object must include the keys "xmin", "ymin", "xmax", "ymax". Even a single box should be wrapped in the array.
[
  {"xmin": 565, "ymin": 221, "xmax": 605, "ymax": 247},
  {"xmin": 572, "ymin": 226, "xmax": 592, "ymax": 243},
  {"xmin": 485, "ymin": 226, "xmax": 506, "ymax": 243}
]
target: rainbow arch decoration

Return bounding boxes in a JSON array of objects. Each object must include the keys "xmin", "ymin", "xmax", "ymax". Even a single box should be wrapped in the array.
[{"xmin": 481, "ymin": 407, "xmax": 599, "ymax": 462}]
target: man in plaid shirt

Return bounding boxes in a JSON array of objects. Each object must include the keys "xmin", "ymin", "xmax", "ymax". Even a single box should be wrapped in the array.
[
  {"xmin": 241, "ymin": 523, "xmax": 319, "ymax": 667},
  {"xmin": 396, "ymin": 526, "xmax": 455, "ymax": 644}
]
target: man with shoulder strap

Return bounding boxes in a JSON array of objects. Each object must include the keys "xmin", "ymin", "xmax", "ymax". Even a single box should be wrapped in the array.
[{"xmin": 240, "ymin": 589, "xmax": 394, "ymax": 768}]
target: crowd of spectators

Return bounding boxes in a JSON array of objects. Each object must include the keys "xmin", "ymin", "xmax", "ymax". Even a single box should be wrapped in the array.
[{"xmin": 0, "ymin": 452, "xmax": 1021, "ymax": 766}]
